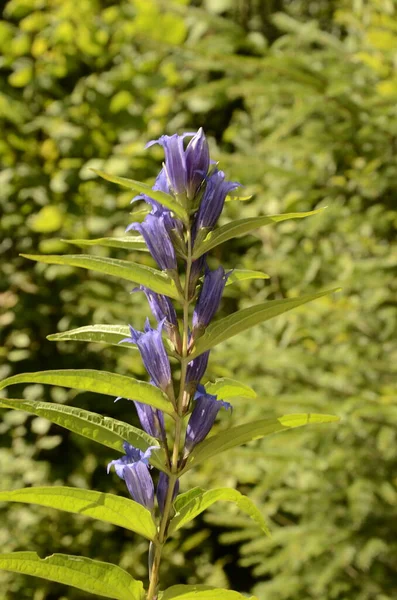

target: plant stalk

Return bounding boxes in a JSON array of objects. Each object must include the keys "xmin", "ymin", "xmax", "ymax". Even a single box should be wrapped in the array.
[{"xmin": 146, "ymin": 227, "xmax": 193, "ymax": 600}]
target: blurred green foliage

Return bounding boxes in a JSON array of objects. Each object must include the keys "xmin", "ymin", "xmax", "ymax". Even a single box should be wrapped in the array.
[{"xmin": 0, "ymin": 0, "xmax": 396, "ymax": 599}]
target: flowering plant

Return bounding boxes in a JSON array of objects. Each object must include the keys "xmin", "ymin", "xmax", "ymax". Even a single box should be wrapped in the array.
[{"xmin": 0, "ymin": 129, "xmax": 339, "ymax": 599}]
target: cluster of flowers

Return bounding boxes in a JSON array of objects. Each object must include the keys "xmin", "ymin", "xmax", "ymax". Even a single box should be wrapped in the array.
[{"xmin": 108, "ymin": 129, "xmax": 239, "ymax": 513}]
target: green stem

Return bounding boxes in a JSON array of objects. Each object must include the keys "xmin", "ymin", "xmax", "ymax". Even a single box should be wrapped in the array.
[{"xmin": 146, "ymin": 227, "xmax": 193, "ymax": 600}]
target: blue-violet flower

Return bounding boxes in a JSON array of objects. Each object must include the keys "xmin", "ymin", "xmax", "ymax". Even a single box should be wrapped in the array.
[
  {"xmin": 122, "ymin": 319, "xmax": 174, "ymax": 398},
  {"xmin": 194, "ymin": 169, "xmax": 240, "ymax": 231},
  {"xmin": 192, "ymin": 266, "xmax": 230, "ymax": 334},
  {"xmin": 156, "ymin": 472, "xmax": 180, "ymax": 514},
  {"xmin": 127, "ymin": 213, "xmax": 177, "ymax": 271},
  {"xmin": 184, "ymin": 386, "xmax": 231, "ymax": 454},
  {"xmin": 108, "ymin": 443, "xmax": 158, "ymax": 510}
]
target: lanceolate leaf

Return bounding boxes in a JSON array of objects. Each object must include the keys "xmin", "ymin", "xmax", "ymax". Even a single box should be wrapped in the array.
[
  {"xmin": 205, "ymin": 378, "xmax": 256, "ymax": 399},
  {"xmin": 161, "ymin": 585, "xmax": 258, "ymax": 600},
  {"xmin": 47, "ymin": 325, "xmax": 133, "ymax": 348},
  {"xmin": 192, "ymin": 209, "xmax": 324, "ymax": 258},
  {"xmin": 20, "ymin": 254, "xmax": 179, "ymax": 299},
  {"xmin": 0, "ymin": 398, "xmax": 165, "ymax": 470},
  {"xmin": 93, "ymin": 169, "xmax": 188, "ymax": 221},
  {"xmin": 184, "ymin": 414, "xmax": 340, "ymax": 472},
  {"xmin": 0, "ymin": 369, "xmax": 173, "ymax": 415},
  {"xmin": 0, "ymin": 552, "xmax": 144, "ymax": 600},
  {"xmin": 169, "ymin": 487, "xmax": 270, "ymax": 536},
  {"xmin": 191, "ymin": 288, "xmax": 340, "ymax": 357},
  {"xmin": 0, "ymin": 487, "xmax": 156, "ymax": 541},
  {"xmin": 63, "ymin": 236, "xmax": 148, "ymax": 252},
  {"xmin": 225, "ymin": 269, "xmax": 270, "ymax": 286}
]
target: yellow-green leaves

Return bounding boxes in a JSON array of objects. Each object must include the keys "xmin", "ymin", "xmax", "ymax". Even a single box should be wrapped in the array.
[
  {"xmin": 169, "ymin": 487, "xmax": 270, "ymax": 536},
  {"xmin": 0, "ymin": 553, "xmax": 144, "ymax": 600},
  {"xmin": 64, "ymin": 236, "xmax": 148, "ymax": 252},
  {"xmin": 161, "ymin": 585, "xmax": 258, "ymax": 600},
  {"xmin": 0, "ymin": 398, "xmax": 165, "ymax": 470},
  {"xmin": 93, "ymin": 169, "xmax": 188, "ymax": 221},
  {"xmin": 0, "ymin": 487, "xmax": 157, "ymax": 541},
  {"xmin": 205, "ymin": 378, "xmax": 256, "ymax": 399},
  {"xmin": 21, "ymin": 254, "xmax": 179, "ymax": 298},
  {"xmin": 192, "ymin": 288, "xmax": 340, "ymax": 357},
  {"xmin": 0, "ymin": 369, "xmax": 173, "ymax": 414},
  {"xmin": 185, "ymin": 414, "xmax": 340, "ymax": 472},
  {"xmin": 192, "ymin": 209, "xmax": 325, "ymax": 258},
  {"xmin": 225, "ymin": 269, "xmax": 270, "ymax": 286},
  {"xmin": 47, "ymin": 324, "xmax": 134, "ymax": 348}
]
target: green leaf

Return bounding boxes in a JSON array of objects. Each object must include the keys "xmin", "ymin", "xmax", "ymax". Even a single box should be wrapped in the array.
[
  {"xmin": 20, "ymin": 254, "xmax": 179, "ymax": 299},
  {"xmin": 225, "ymin": 269, "xmax": 270, "ymax": 286},
  {"xmin": 184, "ymin": 414, "xmax": 340, "ymax": 472},
  {"xmin": 93, "ymin": 169, "xmax": 188, "ymax": 221},
  {"xmin": 0, "ymin": 369, "xmax": 173, "ymax": 415},
  {"xmin": 192, "ymin": 209, "xmax": 325, "ymax": 258},
  {"xmin": 0, "ymin": 398, "xmax": 165, "ymax": 470},
  {"xmin": 0, "ymin": 552, "xmax": 144, "ymax": 600},
  {"xmin": 63, "ymin": 236, "xmax": 148, "ymax": 252},
  {"xmin": 161, "ymin": 585, "xmax": 258, "ymax": 600},
  {"xmin": 205, "ymin": 378, "xmax": 256, "ymax": 399},
  {"xmin": 169, "ymin": 487, "xmax": 270, "ymax": 536},
  {"xmin": 191, "ymin": 288, "xmax": 340, "ymax": 357},
  {"xmin": 0, "ymin": 487, "xmax": 156, "ymax": 541},
  {"xmin": 47, "ymin": 324, "xmax": 133, "ymax": 348}
]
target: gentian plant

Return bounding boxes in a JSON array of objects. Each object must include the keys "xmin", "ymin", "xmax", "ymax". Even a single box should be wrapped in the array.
[{"xmin": 0, "ymin": 128, "xmax": 339, "ymax": 600}]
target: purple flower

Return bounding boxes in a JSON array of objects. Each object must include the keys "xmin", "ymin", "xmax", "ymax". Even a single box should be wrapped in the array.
[
  {"xmin": 134, "ymin": 401, "xmax": 165, "ymax": 440},
  {"xmin": 127, "ymin": 213, "xmax": 177, "ymax": 271},
  {"xmin": 107, "ymin": 442, "xmax": 158, "ymax": 510},
  {"xmin": 146, "ymin": 129, "xmax": 209, "ymax": 200},
  {"xmin": 192, "ymin": 266, "xmax": 230, "ymax": 333},
  {"xmin": 156, "ymin": 472, "xmax": 180, "ymax": 514},
  {"xmin": 130, "ymin": 168, "xmax": 171, "ymax": 213},
  {"xmin": 135, "ymin": 286, "xmax": 178, "ymax": 330},
  {"xmin": 134, "ymin": 286, "xmax": 181, "ymax": 352},
  {"xmin": 194, "ymin": 169, "xmax": 240, "ymax": 230},
  {"xmin": 184, "ymin": 386, "xmax": 232, "ymax": 454},
  {"xmin": 188, "ymin": 253, "xmax": 207, "ymax": 299},
  {"xmin": 185, "ymin": 128, "xmax": 210, "ymax": 199},
  {"xmin": 185, "ymin": 351, "xmax": 210, "ymax": 387},
  {"xmin": 122, "ymin": 319, "xmax": 173, "ymax": 397}
]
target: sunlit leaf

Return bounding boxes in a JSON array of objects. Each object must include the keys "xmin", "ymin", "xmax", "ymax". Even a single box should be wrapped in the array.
[
  {"xmin": 47, "ymin": 325, "xmax": 133, "ymax": 348},
  {"xmin": 161, "ymin": 585, "xmax": 258, "ymax": 600},
  {"xmin": 225, "ymin": 270, "xmax": 270, "ymax": 286},
  {"xmin": 192, "ymin": 209, "xmax": 325, "ymax": 258},
  {"xmin": 0, "ymin": 487, "xmax": 156, "ymax": 540},
  {"xmin": 205, "ymin": 378, "xmax": 256, "ymax": 399},
  {"xmin": 93, "ymin": 169, "xmax": 188, "ymax": 221},
  {"xmin": 20, "ymin": 254, "xmax": 179, "ymax": 299},
  {"xmin": 0, "ymin": 369, "xmax": 173, "ymax": 414},
  {"xmin": 191, "ymin": 289, "xmax": 340, "ymax": 357},
  {"xmin": 169, "ymin": 487, "xmax": 270, "ymax": 536},
  {"xmin": 63, "ymin": 236, "xmax": 148, "ymax": 251},
  {"xmin": 184, "ymin": 414, "xmax": 340, "ymax": 472},
  {"xmin": 0, "ymin": 552, "xmax": 144, "ymax": 600},
  {"xmin": 0, "ymin": 398, "xmax": 165, "ymax": 471}
]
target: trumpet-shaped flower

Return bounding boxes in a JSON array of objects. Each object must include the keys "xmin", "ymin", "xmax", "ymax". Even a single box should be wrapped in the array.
[
  {"xmin": 185, "ymin": 351, "xmax": 210, "ymax": 388},
  {"xmin": 134, "ymin": 401, "xmax": 165, "ymax": 440},
  {"xmin": 194, "ymin": 169, "xmax": 239, "ymax": 230},
  {"xmin": 156, "ymin": 472, "xmax": 180, "ymax": 514},
  {"xmin": 146, "ymin": 129, "xmax": 209, "ymax": 200},
  {"xmin": 134, "ymin": 286, "xmax": 178, "ymax": 332},
  {"xmin": 121, "ymin": 319, "xmax": 173, "ymax": 396},
  {"xmin": 192, "ymin": 266, "xmax": 230, "ymax": 333},
  {"xmin": 127, "ymin": 213, "xmax": 177, "ymax": 271},
  {"xmin": 184, "ymin": 386, "xmax": 232, "ymax": 454},
  {"xmin": 107, "ymin": 443, "xmax": 158, "ymax": 510}
]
